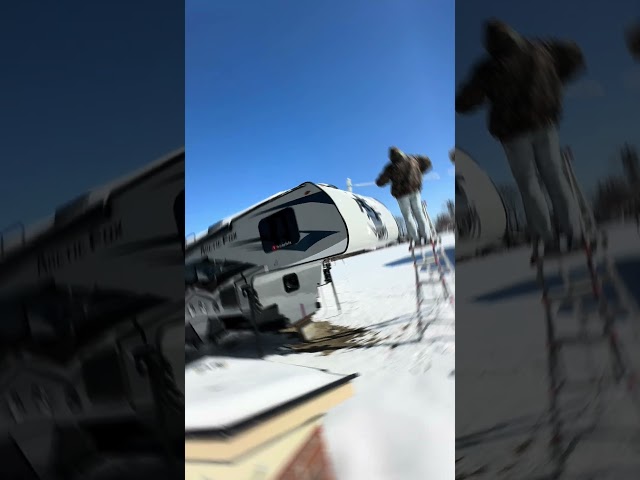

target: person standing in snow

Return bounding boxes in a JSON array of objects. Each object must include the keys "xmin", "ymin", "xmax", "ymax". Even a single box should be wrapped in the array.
[
  {"xmin": 455, "ymin": 19, "xmax": 586, "ymax": 259},
  {"xmin": 375, "ymin": 146, "xmax": 433, "ymax": 247}
]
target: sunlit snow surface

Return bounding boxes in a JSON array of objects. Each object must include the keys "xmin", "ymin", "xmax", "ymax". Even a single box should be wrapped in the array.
[
  {"xmin": 456, "ymin": 222, "xmax": 640, "ymax": 478},
  {"xmin": 267, "ymin": 233, "xmax": 455, "ymax": 480}
]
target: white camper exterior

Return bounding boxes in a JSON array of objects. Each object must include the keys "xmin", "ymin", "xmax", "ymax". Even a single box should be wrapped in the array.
[
  {"xmin": 185, "ymin": 182, "xmax": 399, "ymax": 268},
  {"xmin": 453, "ymin": 148, "xmax": 507, "ymax": 258},
  {"xmin": 1, "ymin": 148, "xmax": 185, "ymax": 301},
  {"xmin": 316, "ymin": 183, "xmax": 400, "ymax": 254},
  {"xmin": 184, "ymin": 182, "xmax": 399, "ymax": 342},
  {"xmin": 0, "ymin": 149, "xmax": 186, "ymax": 427}
]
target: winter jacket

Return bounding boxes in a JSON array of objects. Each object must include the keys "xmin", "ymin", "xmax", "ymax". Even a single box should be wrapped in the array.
[
  {"xmin": 455, "ymin": 20, "xmax": 585, "ymax": 142},
  {"xmin": 376, "ymin": 149, "xmax": 432, "ymax": 199}
]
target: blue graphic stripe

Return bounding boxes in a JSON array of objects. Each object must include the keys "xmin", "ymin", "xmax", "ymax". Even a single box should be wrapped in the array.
[{"xmin": 282, "ymin": 230, "xmax": 340, "ymax": 252}]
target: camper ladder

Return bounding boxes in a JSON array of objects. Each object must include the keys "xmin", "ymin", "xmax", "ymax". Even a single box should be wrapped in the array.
[
  {"xmin": 535, "ymin": 236, "xmax": 640, "ymax": 475},
  {"xmin": 533, "ymin": 149, "xmax": 640, "ymax": 475},
  {"xmin": 423, "ymin": 200, "xmax": 455, "ymax": 295},
  {"xmin": 410, "ymin": 201, "xmax": 454, "ymax": 327}
]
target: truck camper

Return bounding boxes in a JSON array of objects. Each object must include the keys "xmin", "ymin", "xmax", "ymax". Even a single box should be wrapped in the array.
[
  {"xmin": 0, "ymin": 148, "xmax": 185, "ymax": 478},
  {"xmin": 184, "ymin": 182, "xmax": 400, "ymax": 345}
]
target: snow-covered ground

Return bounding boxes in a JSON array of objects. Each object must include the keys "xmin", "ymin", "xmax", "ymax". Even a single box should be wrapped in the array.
[
  {"xmin": 456, "ymin": 222, "xmax": 640, "ymax": 478},
  {"xmin": 187, "ymin": 234, "xmax": 455, "ymax": 479},
  {"xmin": 266, "ymin": 234, "xmax": 456, "ymax": 480}
]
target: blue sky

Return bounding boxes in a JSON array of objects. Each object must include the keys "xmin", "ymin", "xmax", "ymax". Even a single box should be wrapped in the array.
[
  {"xmin": 456, "ymin": 0, "xmax": 640, "ymax": 198},
  {"xmin": 0, "ymin": 1, "xmax": 184, "ymax": 228},
  {"xmin": 185, "ymin": 0, "xmax": 454, "ymax": 235}
]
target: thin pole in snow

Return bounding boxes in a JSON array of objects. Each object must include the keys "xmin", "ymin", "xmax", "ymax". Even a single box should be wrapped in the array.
[{"xmin": 323, "ymin": 260, "xmax": 341, "ymax": 312}]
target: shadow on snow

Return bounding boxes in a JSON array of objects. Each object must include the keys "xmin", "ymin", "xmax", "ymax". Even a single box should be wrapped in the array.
[{"xmin": 384, "ymin": 246, "xmax": 455, "ymax": 268}]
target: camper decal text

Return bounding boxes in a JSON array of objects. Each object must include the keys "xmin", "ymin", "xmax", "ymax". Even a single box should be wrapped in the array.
[
  {"xmin": 36, "ymin": 220, "xmax": 123, "ymax": 276},
  {"xmin": 201, "ymin": 231, "xmax": 238, "ymax": 255},
  {"xmin": 272, "ymin": 240, "xmax": 293, "ymax": 251}
]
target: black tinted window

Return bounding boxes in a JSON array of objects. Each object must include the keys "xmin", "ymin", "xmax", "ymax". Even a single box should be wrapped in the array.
[
  {"xmin": 258, "ymin": 207, "xmax": 300, "ymax": 253},
  {"xmin": 174, "ymin": 190, "xmax": 185, "ymax": 252}
]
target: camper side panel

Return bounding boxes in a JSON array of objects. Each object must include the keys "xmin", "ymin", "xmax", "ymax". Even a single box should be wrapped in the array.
[
  {"xmin": 455, "ymin": 149, "xmax": 507, "ymax": 258},
  {"xmin": 1, "ymin": 154, "xmax": 185, "ymax": 301},
  {"xmin": 363, "ymin": 195, "xmax": 400, "ymax": 246},
  {"xmin": 252, "ymin": 261, "xmax": 323, "ymax": 325}
]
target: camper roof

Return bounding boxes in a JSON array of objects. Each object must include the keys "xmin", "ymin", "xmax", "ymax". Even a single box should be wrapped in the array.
[
  {"xmin": 185, "ymin": 188, "xmax": 291, "ymax": 249},
  {"xmin": 0, "ymin": 147, "xmax": 185, "ymax": 263},
  {"xmin": 184, "ymin": 181, "xmax": 382, "ymax": 251}
]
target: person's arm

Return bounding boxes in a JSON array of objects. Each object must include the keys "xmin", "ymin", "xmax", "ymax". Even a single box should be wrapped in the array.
[
  {"xmin": 455, "ymin": 61, "xmax": 488, "ymax": 114},
  {"xmin": 375, "ymin": 165, "xmax": 391, "ymax": 187},
  {"xmin": 540, "ymin": 39, "xmax": 585, "ymax": 82},
  {"xmin": 414, "ymin": 155, "xmax": 432, "ymax": 173}
]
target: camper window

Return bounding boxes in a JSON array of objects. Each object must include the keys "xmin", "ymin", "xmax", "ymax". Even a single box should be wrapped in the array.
[{"xmin": 258, "ymin": 207, "xmax": 300, "ymax": 253}]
